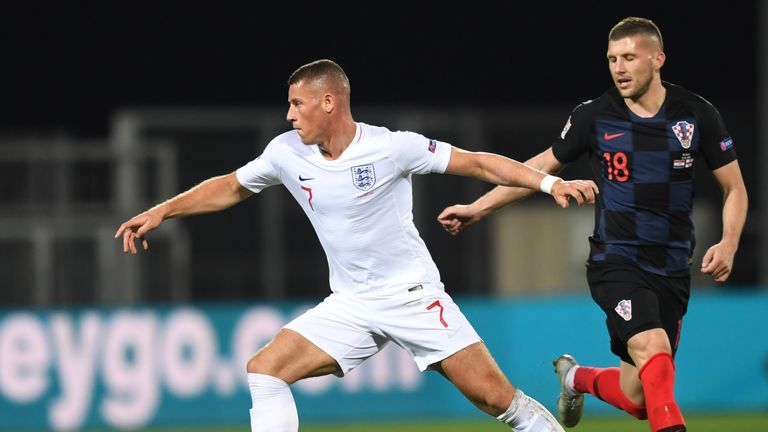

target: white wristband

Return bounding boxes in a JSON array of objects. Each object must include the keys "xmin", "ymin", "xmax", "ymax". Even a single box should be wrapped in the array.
[{"xmin": 539, "ymin": 175, "xmax": 561, "ymax": 195}]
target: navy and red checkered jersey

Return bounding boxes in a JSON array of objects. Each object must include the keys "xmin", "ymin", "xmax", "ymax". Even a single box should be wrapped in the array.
[{"xmin": 552, "ymin": 82, "xmax": 737, "ymax": 276}]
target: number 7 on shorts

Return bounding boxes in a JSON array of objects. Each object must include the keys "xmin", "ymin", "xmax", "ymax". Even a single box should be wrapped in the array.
[{"xmin": 427, "ymin": 300, "xmax": 448, "ymax": 328}]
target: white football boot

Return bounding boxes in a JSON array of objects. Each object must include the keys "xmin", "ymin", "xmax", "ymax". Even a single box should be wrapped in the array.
[{"xmin": 553, "ymin": 354, "xmax": 584, "ymax": 428}]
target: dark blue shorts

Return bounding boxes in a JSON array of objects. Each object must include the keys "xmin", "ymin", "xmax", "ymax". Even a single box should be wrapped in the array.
[{"xmin": 586, "ymin": 261, "xmax": 690, "ymax": 366}]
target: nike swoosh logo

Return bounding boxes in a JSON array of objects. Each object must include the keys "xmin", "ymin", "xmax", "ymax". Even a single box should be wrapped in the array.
[
  {"xmin": 604, "ymin": 132, "xmax": 625, "ymax": 140},
  {"xmin": 299, "ymin": 175, "xmax": 315, "ymax": 181}
]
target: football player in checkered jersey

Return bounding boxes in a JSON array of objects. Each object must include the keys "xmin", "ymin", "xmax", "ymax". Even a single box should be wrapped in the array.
[{"xmin": 438, "ymin": 17, "xmax": 747, "ymax": 432}]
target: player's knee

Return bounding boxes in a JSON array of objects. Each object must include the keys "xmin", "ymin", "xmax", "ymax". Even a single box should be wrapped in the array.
[
  {"xmin": 246, "ymin": 351, "xmax": 295, "ymax": 377},
  {"xmin": 246, "ymin": 354, "xmax": 268, "ymax": 374},
  {"xmin": 627, "ymin": 331, "xmax": 671, "ymax": 366},
  {"xmin": 475, "ymin": 387, "xmax": 514, "ymax": 416}
]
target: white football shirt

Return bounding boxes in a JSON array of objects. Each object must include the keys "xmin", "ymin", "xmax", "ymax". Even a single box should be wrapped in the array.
[{"xmin": 236, "ymin": 122, "xmax": 453, "ymax": 296}]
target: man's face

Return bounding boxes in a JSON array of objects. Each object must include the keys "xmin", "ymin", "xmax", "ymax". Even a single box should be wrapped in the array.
[
  {"xmin": 286, "ymin": 80, "xmax": 326, "ymax": 144},
  {"xmin": 607, "ymin": 35, "xmax": 664, "ymax": 100}
]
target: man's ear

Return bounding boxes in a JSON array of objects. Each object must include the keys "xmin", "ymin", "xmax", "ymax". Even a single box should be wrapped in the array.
[{"xmin": 323, "ymin": 93, "xmax": 334, "ymax": 113}]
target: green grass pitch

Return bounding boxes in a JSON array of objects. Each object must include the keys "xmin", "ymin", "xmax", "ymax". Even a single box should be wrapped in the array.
[{"xmin": 123, "ymin": 412, "xmax": 768, "ymax": 431}]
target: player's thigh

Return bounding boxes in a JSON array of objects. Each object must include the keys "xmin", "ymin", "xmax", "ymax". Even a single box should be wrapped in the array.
[
  {"xmin": 247, "ymin": 328, "xmax": 340, "ymax": 384},
  {"xmin": 587, "ymin": 262, "xmax": 664, "ymax": 365},
  {"xmin": 381, "ymin": 286, "xmax": 482, "ymax": 372},
  {"xmin": 626, "ymin": 272, "xmax": 688, "ymax": 363},
  {"xmin": 655, "ymin": 273, "xmax": 690, "ymax": 356},
  {"xmin": 283, "ymin": 293, "xmax": 386, "ymax": 377}
]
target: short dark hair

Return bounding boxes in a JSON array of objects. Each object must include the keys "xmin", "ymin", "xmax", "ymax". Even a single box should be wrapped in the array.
[
  {"xmin": 609, "ymin": 17, "xmax": 664, "ymax": 51},
  {"xmin": 288, "ymin": 59, "xmax": 350, "ymax": 95}
]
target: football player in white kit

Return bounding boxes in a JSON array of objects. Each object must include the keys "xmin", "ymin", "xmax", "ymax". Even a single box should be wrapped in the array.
[{"xmin": 115, "ymin": 59, "xmax": 598, "ymax": 432}]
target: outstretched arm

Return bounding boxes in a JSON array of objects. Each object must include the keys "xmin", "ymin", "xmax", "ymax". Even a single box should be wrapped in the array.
[
  {"xmin": 444, "ymin": 146, "xmax": 596, "ymax": 208},
  {"xmin": 701, "ymin": 160, "xmax": 748, "ymax": 282},
  {"xmin": 114, "ymin": 172, "xmax": 253, "ymax": 254},
  {"xmin": 440, "ymin": 147, "xmax": 592, "ymax": 234}
]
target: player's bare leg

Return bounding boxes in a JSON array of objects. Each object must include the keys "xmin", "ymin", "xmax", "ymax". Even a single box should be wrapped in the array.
[
  {"xmin": 619, "ymin": 360, "xmax": 645, "ymax": 406},
  {"xmin": 435, "ymin": 342, "xmax": 564, "ymax": 431},
  {"xmin": 246, "ymin": 329, "xmax": 341, "ymax": 432}
]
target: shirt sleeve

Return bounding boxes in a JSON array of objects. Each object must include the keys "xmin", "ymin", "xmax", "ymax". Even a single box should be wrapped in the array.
[
  {"xmin": 235, "ymin": 140, "xmax": 282, "ymax": 193},
  {"xmin": 696, "ymin": 101, "xmax": 737, "ymax": 170},
  {"xmin": 551, "ymin": 102, "xmax": 592, "ymax": 164},
  {"xmin": 388, "ymin": 131, "xmax": 453, "ymax": 174}
]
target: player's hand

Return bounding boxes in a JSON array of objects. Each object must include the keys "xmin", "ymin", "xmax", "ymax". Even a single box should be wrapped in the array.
[
  {"xmin": 437, "ymin": 204, "xmax": 483, "ymax": 235},
  {"xmin": 114, "ymin": 210, "xmax": 163, "ymax": 254},
  {"xmin": 550, "ymin": 179, "xmax": 599, "ymax": 208},
  {"xmin": 701, "ymin": 240, "xmax": 737, "ymax": 282}
]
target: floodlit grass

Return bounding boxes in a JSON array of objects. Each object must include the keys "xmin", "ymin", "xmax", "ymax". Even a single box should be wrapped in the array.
[
  {"xmin": 108, "ymin": 412, "xmax": 768, "ymax": 431},
  {"xmin": 302, "ymin": 413, "xmax": 768, "ymax": 431}
]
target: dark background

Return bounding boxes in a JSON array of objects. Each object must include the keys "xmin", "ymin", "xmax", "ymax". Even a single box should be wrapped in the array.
[
  {"xmin": 2, "ymin": 3, "xmax": 759, "ymax": 135},
  {"xmin": 0, "ymin": 2, "xmax": 762, "ymax": 302}
]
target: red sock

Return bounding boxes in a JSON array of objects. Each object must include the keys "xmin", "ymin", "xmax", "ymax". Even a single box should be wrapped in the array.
[
  {"xmin": 574, "ymin": 366, "xmax": 647, "ymax": 420},
  {"xmin": 639, "ymin": 353, "xmax": 685, "ymax": 432}
]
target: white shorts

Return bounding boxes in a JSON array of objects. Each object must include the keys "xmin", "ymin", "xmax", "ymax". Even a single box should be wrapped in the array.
[{"xmin": 284, "ymin": 285, "xmax": 481, "ymax": 375}]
